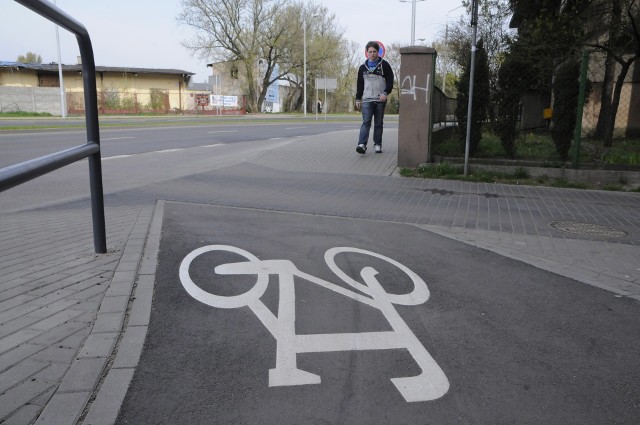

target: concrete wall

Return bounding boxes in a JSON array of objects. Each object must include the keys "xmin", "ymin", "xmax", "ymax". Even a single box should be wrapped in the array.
[
  {"xmin": 0, "ymin": 68, "xmax": 190, "ymax": 113},
  {"xmin": 0, "ymin": 86, "xmax": 62, "ymax": 115}
]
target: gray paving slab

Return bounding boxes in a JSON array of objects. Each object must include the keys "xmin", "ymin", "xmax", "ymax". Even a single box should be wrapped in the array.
[
  {"xmin": 110, "ymin": 326, "xmax": 147, "ymax": 369},
  {"xmin": 0, "ymin": 360, "xmax": 49, "ymax": 393},
  {"xmin": 0, "ymin": 380, "xmax": 53, "ymax": 420},
  {"xmin": 97, "ymin": 296, "xmax": 129, "ymax": 314},
  {"xmin": 57, "ymin": 357, "xmax": 108, "ymax": 392},
  {"xmin": 0, "ymin": 344, "xmax": 45, "ymax": 373},
  {"xmin": 82, "ymin": 368, "xmax": 135, "ymax": 425},
  {"xmin": 32, "ymin": 363, "xmax": 70, "ymax": 385},
  {"xmin": 1, "ymin": 404, "xmax": 42, "ymax": 425},
  {"xmin": 33, "ymin": 391, "xmax": 91, "ymax": 425},
  {"xmin": 76, "ymin": 332, "xmax": 118, "ymax": 358}
]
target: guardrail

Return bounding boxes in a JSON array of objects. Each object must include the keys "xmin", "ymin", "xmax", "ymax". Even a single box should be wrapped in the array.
[{"xmin": 0, "ymin": 0, "xmax": 106, "ymax": 253}]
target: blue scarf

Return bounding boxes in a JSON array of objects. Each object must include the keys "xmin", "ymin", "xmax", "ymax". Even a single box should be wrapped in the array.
[{"xmin": 367, "ymin": 59, "xmax": 380, "ymax": 72}]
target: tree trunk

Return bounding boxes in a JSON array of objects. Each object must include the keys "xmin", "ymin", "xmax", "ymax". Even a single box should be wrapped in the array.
[
  {"xmin": 244, "ymin": 62, "xmax": 258, "ymax": 113},
  {"xmin": 603, "ymin": 59, "xmax": 634, "ymax": 146},
  {"xmin": 595, "ymin": 0, "xmax": 622, "ymax": 141},
  {"xmin": 594, "ymin": 52, "xmax": 616, "ymax": 139}
]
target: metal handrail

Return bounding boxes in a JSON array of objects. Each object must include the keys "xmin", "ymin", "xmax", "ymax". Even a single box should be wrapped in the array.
[{"xmin": 0, "ymin": 0, "xmax": 106, "ymax": 253}]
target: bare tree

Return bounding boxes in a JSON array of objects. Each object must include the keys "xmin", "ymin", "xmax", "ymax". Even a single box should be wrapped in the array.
[
  {"xmin": 324, "ymin": 40, "xmax": 361, "ymax": 112},
  {"xmin": 178, "ymin": 0, "xmax": 344, "ymax": 112},
  {"xmin": 384, "ymin": 43, "xmax": 402, "ymax": 101},
  {"xmin": 436, "ymin": 0, "xmax": 514, "ymax": 105}
]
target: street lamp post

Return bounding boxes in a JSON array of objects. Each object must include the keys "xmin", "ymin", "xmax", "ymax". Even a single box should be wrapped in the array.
[
  {"xmin": 53, "ymin": 0, "xmax": 66, "ymax": 118},
  {"xmin": 303, "ymin": 15, "xmax": 308, "ymax": 117},
  {"xmin": 399, "ymin": 0, "xmax": 425, "ymax": 45},
  {"xmin": 303, "ymin": 14, "xmax": 319, "ymax": 117},
  {"xmin": 464, "ymin": 0, "xmax": 480, "ymax": 176}
]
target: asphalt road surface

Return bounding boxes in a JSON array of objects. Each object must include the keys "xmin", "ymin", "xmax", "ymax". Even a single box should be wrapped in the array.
[
  {"xmin": 0, "ymin": 120, "xmax": 381, "ymax": 213},
  {"xmin": 0, "ymin": 119, "xmax": 372, "ymax": 168},
  {"xmin": 116, "ymin": 202, "xmax": 640, "ymax": 425}
]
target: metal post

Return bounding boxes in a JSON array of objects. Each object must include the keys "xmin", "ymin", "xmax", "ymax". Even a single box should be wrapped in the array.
[
  {"xmin": 324, "ymin": 76, "xmax": 327, "ymax": 120},
  {"xmin": 442, "ymin": 23, "xmax": 448, "ymax": 96},
  {"xmin": 80, "ymin": 34, "xmax": 106, "ymax": 253},
  {"xmin": 411, "ymin": 0, "xmax": 416, "ymax": 45},
  {"xmin": 464, "ymin": 0, "xmax": 479, "ymax": 176},
  {"xmin": 54, "ymin": 0, "xmax": 66, "ymax": 118},
  {"xmin": 573, "ymin": 50, "xmax": 590, "ymax": 168},
  {"xmin": 303, "ymin": 16, "xmax": 307, "ymax": 117},
  {"xmin": 400, "ymin": 0, "xmax": 425, "ymax": 45}
]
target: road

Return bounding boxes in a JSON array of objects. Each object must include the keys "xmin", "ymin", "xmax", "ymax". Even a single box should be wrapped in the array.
[
  {"xmin": 0, "ymin": 118, "xmax": 375, "ymax": 168},
  {"xmin": 0, "ymin": 119, "xmax": 390, "ymax": 213}
]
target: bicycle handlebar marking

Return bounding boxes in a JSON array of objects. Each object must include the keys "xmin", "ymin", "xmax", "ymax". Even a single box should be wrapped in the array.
[{"xmin": 179, "ymin": 245, "xmax": 449, "ymax": 402}]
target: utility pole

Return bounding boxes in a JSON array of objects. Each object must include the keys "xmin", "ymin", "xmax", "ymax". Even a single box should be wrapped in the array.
[{"xmin": 464, "ymin": 0, "xmax": 479, "ymax": 176}]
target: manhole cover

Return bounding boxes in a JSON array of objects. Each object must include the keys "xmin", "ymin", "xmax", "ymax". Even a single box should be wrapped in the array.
[{"xmin": 549, "ymin": 221, "xmax": 629, "ymax": 238}]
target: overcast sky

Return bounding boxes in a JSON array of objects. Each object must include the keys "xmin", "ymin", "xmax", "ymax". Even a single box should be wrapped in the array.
[{"xmin": 1, "ymin": 0, "xmax": 467, "ymax": 83}]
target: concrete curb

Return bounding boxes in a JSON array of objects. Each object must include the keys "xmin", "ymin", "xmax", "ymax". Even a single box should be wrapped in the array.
[
  {"xmin": 415, "ymin": 224, "xmax": 640, "ymax": 302},
  {"xmin": 79, "ymin": 201, "xmax": 164, "ymax": 425}
]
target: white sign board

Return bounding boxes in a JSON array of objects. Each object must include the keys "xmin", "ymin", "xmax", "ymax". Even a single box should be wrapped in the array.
[
  {"xmin": 315, "ymin": 78, "xmax": 338, "ymax": 91},
  {"xmin": 210, "ymin": 95, "xmax": 239, "ymax": 107}
]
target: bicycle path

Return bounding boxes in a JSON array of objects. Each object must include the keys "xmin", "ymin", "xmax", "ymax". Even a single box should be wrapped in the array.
[{"xmin": 116, "ymin": 202, "xmax": 640, "ymax": 424}]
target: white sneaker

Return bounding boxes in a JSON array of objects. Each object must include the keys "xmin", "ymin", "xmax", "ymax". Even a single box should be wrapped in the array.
[
  {"xmin": 356, "ymin": 144, "xmax": 366, "ymax": 154},
  {"xmin": 374, "ymin": 145, "xmax": 382, "ymax": 153}
]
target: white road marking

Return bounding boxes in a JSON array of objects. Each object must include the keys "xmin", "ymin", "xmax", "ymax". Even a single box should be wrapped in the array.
[
  {"xmin": 101, "ymin": 143, "xmax": 223, "ymax": 160},
  {"xmin": 102, "ymin": 136, "xmax": 135, "ymax": 141},
  {"xmin": 179, "ymin": 245, "xmax": 450, "ymax": 402},
  {"xmin": 285, "ymin": 127, "xmax": 306, "ymax": 130},
  {"xmin": 156, "ymin": 148, "xmax": 184, "ymax": 153},
  {"xmin": 102, "ymin": 155, "xmax": 132, "ymax": 160},
  {"xmin": 207, "ymin": 130, "xmax": 238, "ymax": 134}
]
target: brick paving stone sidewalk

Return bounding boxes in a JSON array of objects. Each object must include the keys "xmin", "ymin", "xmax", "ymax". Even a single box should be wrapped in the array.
[{"xmin": 0, "ymin": 206, "xmax": 150, "ymax": 425}]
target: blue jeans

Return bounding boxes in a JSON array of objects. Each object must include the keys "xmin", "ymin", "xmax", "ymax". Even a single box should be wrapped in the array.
[{"xmin": 358, "ymin": 101, "xmax": 386, "ymax": 146}]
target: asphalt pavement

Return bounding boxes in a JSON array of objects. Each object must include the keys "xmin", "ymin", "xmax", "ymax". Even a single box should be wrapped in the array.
[{"xmin": 1, "ymin": 122, "xmax": 639, "ymax": 424}]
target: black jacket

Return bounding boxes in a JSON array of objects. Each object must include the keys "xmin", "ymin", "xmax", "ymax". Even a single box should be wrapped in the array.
[{"xmin": 355, "ymin": 58, "xmax": 394, "ymax": 101}]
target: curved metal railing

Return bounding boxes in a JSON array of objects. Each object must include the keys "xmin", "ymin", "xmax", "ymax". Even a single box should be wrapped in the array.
[{"xmin": 0, "ymin": 0, "xmax": 106, "ymax": 253}]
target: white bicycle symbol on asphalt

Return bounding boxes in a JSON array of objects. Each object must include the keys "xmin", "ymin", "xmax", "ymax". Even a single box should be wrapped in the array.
[{"xmin": 179, "ymin": 245, "xmax": 450, "ymax": 402}]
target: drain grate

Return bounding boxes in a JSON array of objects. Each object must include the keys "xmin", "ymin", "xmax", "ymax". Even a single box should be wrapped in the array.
[{"xmin": 549, "ymin": 221, "xmax": 629, "ymax": 238}]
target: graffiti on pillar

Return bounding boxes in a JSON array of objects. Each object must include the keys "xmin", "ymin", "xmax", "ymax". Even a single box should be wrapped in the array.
[
  {"xmin": 179, "ymin": 245, "xmax": 450, "ymax": 402},
  {"xmin": 400, "ymin": 74, "xmax": 431, "ymax": 104}
]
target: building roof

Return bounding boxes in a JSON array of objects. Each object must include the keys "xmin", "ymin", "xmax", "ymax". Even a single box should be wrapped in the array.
[{"xmin": 0, "ymin": 61, "xmax": 194, "ymax": 76}]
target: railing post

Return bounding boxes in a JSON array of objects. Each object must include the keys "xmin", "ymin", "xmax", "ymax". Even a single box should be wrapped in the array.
[{"xmin": 78, "ymin": 27, "xmax": 107, "ymax": 253}]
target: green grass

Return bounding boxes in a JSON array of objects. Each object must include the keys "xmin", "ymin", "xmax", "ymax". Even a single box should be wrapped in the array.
[
  {"xmin": 0, "ymin": 111, "xmax": 53, "ymax": 117},
  {"xmin": 600, "ymin": 138, "xmax": 640, "ymax": 165},
  {"xmin": 433, "ymin": 130, "xmax": 640, "ymax": 166},
  {"xmin": 400, "ymin": 161, "xmax": 638, "ymax": 192}
]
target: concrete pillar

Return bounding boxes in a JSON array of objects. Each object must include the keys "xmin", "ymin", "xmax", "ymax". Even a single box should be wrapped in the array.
[{"xmin": 398, "ymin": 47, "xmax": 436, "ymax": 168}]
